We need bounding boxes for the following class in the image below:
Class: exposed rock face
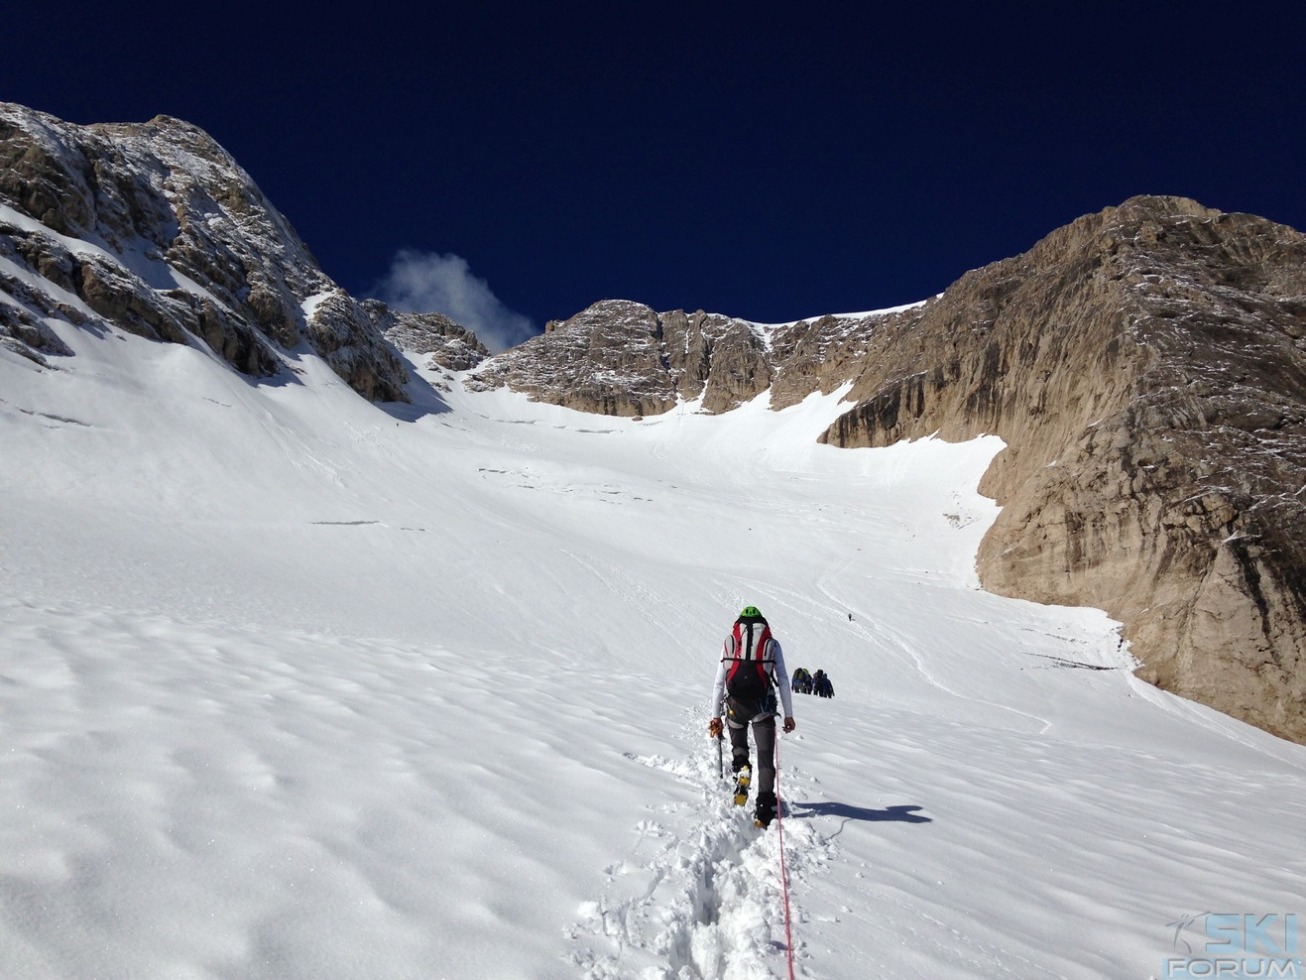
[467,298,927,418]
[467,299,773,415]
[0,103,412,400]
[369,300,489,372]
[820,196,1306,743]
[473,197,1306,744]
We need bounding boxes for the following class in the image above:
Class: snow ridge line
[568,717,832,978]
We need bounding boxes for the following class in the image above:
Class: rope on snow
[773,733,797,980]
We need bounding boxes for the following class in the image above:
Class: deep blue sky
[6,4,1305,340]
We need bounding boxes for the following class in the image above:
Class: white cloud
[368,250,536,353]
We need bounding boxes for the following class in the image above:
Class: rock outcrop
[0,102,415,400]
[369,301,489,372]
[466,298,930,419]
[467,299,774,415]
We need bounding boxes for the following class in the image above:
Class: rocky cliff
[470,197,1306,744]
[827,197,1306,743]
[0,103,485,397]
[466,300,774,415]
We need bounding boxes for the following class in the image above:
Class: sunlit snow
[1,319,1302,979]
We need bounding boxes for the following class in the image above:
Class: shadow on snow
[788,801,932,824]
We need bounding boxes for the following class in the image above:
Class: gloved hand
[708,717,723,738]
[782,717,796,734]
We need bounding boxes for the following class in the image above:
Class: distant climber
[812,669,834,699]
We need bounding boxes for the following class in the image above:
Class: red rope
[773,731,797,980]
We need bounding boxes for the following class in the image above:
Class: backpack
[724,614,776,714]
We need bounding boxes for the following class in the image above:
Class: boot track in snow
[567,714,832,978]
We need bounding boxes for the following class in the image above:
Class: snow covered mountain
[5,103,1305,745]
[2,102,1305,978]
[0,102,485,398]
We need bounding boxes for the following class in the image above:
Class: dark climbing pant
[728,713,776,795]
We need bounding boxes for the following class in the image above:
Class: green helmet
[739,605,763,619]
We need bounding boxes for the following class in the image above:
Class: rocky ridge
[0,103,485,397]
[471,197,1306,744]
[467,301,773,415]
[367,301,489,372]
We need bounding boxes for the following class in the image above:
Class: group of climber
[707,604,832,828]
[789,667,834,698]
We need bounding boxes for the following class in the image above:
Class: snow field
[1,323,1304,978]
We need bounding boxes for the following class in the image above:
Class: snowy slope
[1,320,1303,980]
